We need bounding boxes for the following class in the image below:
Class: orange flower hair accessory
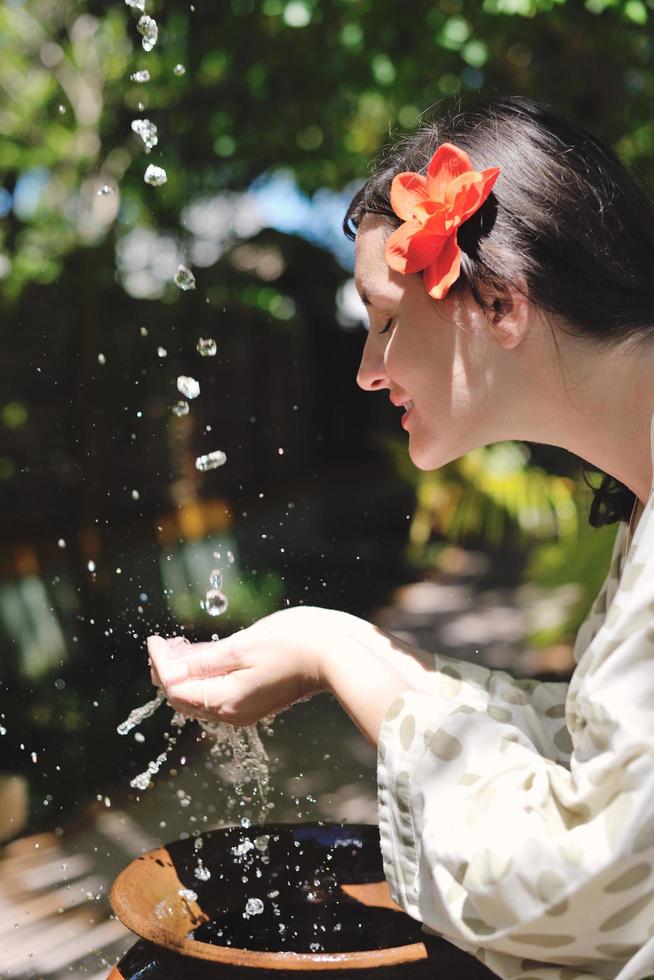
[384,142,500,300]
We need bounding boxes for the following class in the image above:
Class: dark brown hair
[343,93,654,528]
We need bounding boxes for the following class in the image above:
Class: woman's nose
[356,335,389,392]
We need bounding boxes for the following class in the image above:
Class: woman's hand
[148,606,346,728]
[147,605,419,745]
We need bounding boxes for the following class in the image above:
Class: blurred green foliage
[385,432,620,646]
[3,0,654,299]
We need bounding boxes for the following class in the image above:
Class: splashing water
[144,164,167,186]
[194,858,211,881]
[130,749,170,790]
[199,720,270,809]
[125,0,145,9]
[205,589,228,616]
[195,450,226,471]
[117,690,165,735]
[177,375,200,399]
[137,14,158,51]
[244,897,264,918]
[196,337,216,356]
[209,568,223,590]
[130,69,150,82]
[131,118,158,152]
[174,264,196,290]
[178,887,198,902]
[173,63,186,76]
[172,400,189,417]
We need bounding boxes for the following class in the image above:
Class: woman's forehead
[354,215,393,293]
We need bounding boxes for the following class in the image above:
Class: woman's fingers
[148,635,242,696]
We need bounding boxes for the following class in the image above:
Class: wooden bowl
[109,822,432,972]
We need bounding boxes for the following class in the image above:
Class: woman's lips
[400,401,414,429]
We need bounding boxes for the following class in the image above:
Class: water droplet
[58,538,66,548]
[174,264,196,290]
[58,104,66,114]
[156,346,167,358]
[209,568,222,590]
[139,326,148,336]
[117,690,165,735]
[137,14,158,51]
[172,400,189,417]
[226,550,235,564]
[31,752,37,764]
[97,353,106,365]
[173,63,186,76]
[178,887,198,901]
[205,589,228,616]
[277,447,284,455]
[134,731,145,743]
[196,337,216,356]
[195,450,226,471]
[54,678,65,690]
[131,118,158,152]
[244,897,264,917]
[130,69,150,82]
[177,375,200,399]
[125,0,145,9]
[131,489,140,500]
[194,860,211,881]
[144,164,167,186]
[97,185,114,196]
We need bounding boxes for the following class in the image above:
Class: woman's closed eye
[379,317,395,335]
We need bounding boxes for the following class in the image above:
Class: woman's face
[354,213,517,471]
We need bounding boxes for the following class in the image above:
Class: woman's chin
[407,439,441,471]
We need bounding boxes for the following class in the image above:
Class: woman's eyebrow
[355,284,391,309]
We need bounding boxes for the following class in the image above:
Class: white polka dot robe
[377,410,654,980]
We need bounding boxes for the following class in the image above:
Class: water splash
[195,450,226,471]
[137,14,158,51]
[125,0,145,9]
[117,690,165,735]
[177,375,200,399]
[178,887,198,902]
[173,63,186,76]
[196,337,216,356]
[130,69,150,82]
[174,264,196,290]
[144,164,167,186]
[205,589,228,616]
[131,118,158,152]
[172,400,189,417]
[244,897,264,918]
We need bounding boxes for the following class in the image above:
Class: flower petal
[384,219,423,273]
[426,143,475,203]
[422,233,461,300]
[447,167,500,222]
[390,172,429,221]
[404,230,449,275]
[412,199,451,234]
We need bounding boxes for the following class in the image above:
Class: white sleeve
[377,514,654,980]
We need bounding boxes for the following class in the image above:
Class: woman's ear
[479,278,530,350]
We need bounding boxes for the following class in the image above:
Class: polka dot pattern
[376,409,654,980]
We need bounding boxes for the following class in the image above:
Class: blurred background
[1,0,653,974]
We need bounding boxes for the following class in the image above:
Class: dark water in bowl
[192,899,426,953]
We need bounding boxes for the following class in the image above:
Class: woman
[148,95,654,980]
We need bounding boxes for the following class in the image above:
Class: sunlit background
[1,0,653,973]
